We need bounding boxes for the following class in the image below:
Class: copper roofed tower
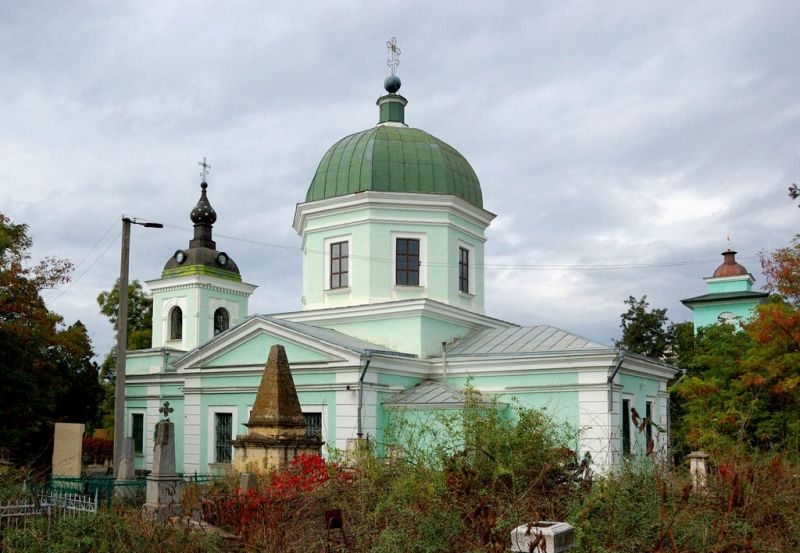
[232,344,323,472]
[681,246,768,331]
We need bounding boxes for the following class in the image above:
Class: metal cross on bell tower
[386,36,401,75]
[198,157,211,182]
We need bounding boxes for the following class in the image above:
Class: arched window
[169,306,183,340]
[213,307,230,335]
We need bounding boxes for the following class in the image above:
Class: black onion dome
[190,182,217,225]
[161,180,240,278]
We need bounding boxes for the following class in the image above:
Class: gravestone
[239,472,257,494]
[143,402,182,521]
[117,437,136,481]
[510,521,575,553]
[687,450,710,491]
[52,422,84,477]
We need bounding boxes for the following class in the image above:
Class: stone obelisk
[232,344,323,472]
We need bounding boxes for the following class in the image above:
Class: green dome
[306,124,483,208]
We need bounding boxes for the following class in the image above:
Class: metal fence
[0,491,98,538]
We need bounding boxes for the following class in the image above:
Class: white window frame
[457,240,476,296]
[207,406,237,465]
[323,235,352,292]
[161,297,187,346]
[391,231,427,287]
[302,403,328,456]
[208,298,239,338]
[128,409,146,456]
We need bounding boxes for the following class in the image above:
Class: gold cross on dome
[386,37,401,75]
[198,157,211,182]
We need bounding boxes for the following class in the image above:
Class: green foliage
[96,279,153,351]
[0,214,102,465]
[573,453,800,552]
[2,510,223,552]
[614,295,672,359]
[674,297,800,453]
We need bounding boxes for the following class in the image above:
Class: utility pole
[113,216,162,477]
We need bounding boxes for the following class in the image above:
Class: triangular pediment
[172,315,370,370]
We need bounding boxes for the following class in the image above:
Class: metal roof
[262,316,407,356]
[680,290,769,305]
[383,379,493,407]
[446,325,609,356]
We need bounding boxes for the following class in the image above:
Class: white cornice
[146,274,257,295]
[293,191,496,234]
[299,217,488,249]
[703,274,756,286]
[274,298,514,330]
[171,316,363,371]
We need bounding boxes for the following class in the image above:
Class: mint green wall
[692,300,760,329]
[320,314,473,357]
[125,351,168,375]
[206,332,335,367]
[619,373,662,455]
[150,279,250,351]
[707,278,752,293]
[301,203,487,314]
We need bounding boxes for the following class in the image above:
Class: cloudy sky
[3,1,798,358]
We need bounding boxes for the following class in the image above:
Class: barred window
[304,412,322,439]
[214,413,232,463]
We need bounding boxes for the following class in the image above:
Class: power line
[159,222,755,272]
[48,231,121,305]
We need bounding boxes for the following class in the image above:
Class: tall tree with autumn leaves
[674,240,800,453]
[0,214,103,465]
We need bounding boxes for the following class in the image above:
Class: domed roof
[306,125,483,208]
[162,180,240,280]
[304,78,483,209]
[712,249,749,278]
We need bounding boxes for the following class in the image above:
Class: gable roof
[173,314,410,370]
[447,325,609,356]
[264,316,403,356]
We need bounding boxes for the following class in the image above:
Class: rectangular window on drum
[214,413,233,463]
[330,241,349,289]
[645,401,653,446]
[396,238,420,286]
[459,247,469,293]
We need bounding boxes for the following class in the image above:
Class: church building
[681,249,768,331]
[123,67,677,474]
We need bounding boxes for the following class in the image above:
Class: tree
[97,279,153,351]
[95,279,153,433]
[760,234,800,306]
[614,295,672,359]
[0,214,101,464]
[675,296,800,452]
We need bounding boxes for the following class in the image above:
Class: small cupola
[162,179,241,279]
[712,249,749,278]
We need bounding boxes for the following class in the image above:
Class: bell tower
[147,174,256,351]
